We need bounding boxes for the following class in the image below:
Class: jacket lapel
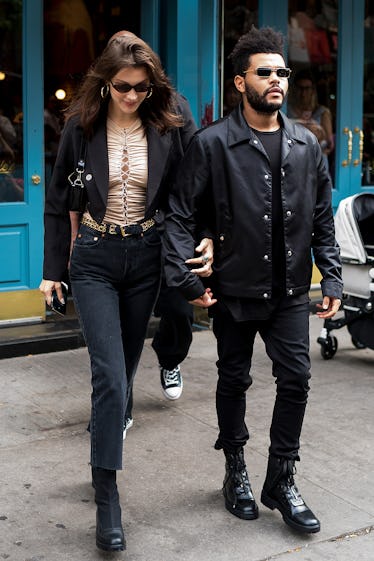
[146,126,172,209]
[87,119,109,208]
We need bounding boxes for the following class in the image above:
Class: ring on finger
[202,254,209,264]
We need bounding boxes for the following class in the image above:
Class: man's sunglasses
[244,67,292,79]
[110,81,152,94]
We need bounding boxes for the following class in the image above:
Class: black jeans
[212,297,311,460]
[124,276,193,419]
[69,224,162,470]
[152,277,193,369]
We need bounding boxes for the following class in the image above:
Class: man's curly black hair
[229,26,285,76]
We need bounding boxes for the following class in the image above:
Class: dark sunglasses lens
[277,68,290,78]
[134,84,150,92]
[257,68,271,77]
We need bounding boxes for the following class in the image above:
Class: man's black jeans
[70,224,162,470]
[212,297,311,459]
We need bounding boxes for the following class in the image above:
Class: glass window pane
[222,0,259,116]
[362,2,374,186]
[287,0,338,184]
[0,0,23,202]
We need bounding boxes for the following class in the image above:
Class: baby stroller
[317,192,374,359]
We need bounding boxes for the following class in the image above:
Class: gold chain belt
[81,215,155,237]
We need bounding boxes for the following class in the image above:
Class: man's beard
[244,83,285,114]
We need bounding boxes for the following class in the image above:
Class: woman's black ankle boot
[91,467,126,551]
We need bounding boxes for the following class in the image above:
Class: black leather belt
[81,215,155,237]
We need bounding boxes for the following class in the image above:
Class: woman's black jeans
[69,224,162,470]
[212,297,311,460]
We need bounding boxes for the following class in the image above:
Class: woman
[40,33,212,552]
[288,69,334,172]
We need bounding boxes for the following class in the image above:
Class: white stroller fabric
[334,194,372,264]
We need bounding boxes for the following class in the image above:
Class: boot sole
[261,491,320,534]
[96,538,126,551]
[224,497,259,520]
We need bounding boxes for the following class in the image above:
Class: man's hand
[185,238,213,277]
[316,296,341,319]
[189,288,217,308]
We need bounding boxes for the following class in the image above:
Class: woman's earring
[146,87,153,99]
[100,84,109,99]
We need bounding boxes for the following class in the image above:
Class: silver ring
[202,255,209,264]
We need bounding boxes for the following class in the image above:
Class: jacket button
[288,139,292,144]
[264,174,269,179]
[264,254,269,260]
[263,293,269,299]
[264,214,269,220]
[219,234,225,241]
[287,250,292,256]
[85,174,92,181]
[286,210,292,217]
[253,139,258,144]
[288,289,294,296]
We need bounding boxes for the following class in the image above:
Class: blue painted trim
[258,0,288,37]
[199,0,220,123]
[24,0,44,288]
[141,0,160,52]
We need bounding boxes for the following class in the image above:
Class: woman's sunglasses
[244,67,292,78]
[110,81,152,94]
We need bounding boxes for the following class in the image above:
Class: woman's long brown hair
[65,33,183,136]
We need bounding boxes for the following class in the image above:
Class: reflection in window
[287,0,338,183]
[363,3,374,185]
[222,0,258,116]
[0,0,23,202]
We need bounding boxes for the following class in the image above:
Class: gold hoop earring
[146,87,153,99]
[100,84,109,99]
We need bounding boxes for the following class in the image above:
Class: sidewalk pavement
[0,314,373,561]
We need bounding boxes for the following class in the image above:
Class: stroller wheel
[319,335,338,360]
[351,337,366,350]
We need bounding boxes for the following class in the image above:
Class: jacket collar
[227,104,308,147]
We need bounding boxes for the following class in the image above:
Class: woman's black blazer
[43,95,197,280]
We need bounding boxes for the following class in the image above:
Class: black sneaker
[160,365,183,400]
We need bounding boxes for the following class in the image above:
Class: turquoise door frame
[141,0,220,126]
[0,1,44,293]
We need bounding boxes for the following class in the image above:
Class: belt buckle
[108,224,117,235]
[120,225,126,237]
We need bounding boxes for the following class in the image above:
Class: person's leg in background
[152,277,193,399]
[123,278,193,437]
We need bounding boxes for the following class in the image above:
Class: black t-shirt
[252,127,285,296]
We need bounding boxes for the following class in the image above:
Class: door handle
[341,127,352,167]
[31,174,41,185]
[353,127,364,166]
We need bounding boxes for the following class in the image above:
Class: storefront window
[362,1,374,185]
[0,0,23,203]
[287,0,338,183]
[222,0,258,116]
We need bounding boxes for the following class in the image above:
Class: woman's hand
[39,279,64,307]
[185,238,214,277]
[189,287,217,308]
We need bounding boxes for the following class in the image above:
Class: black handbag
[68,137,87,212]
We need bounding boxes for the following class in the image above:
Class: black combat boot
[92,467,126,551]
[261,456,320,533]
[222,448,259,520]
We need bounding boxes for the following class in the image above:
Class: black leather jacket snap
[163,105,343,301]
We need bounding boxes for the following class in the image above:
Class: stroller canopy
[334,193,374,264]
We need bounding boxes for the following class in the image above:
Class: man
[163,27,342,533]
